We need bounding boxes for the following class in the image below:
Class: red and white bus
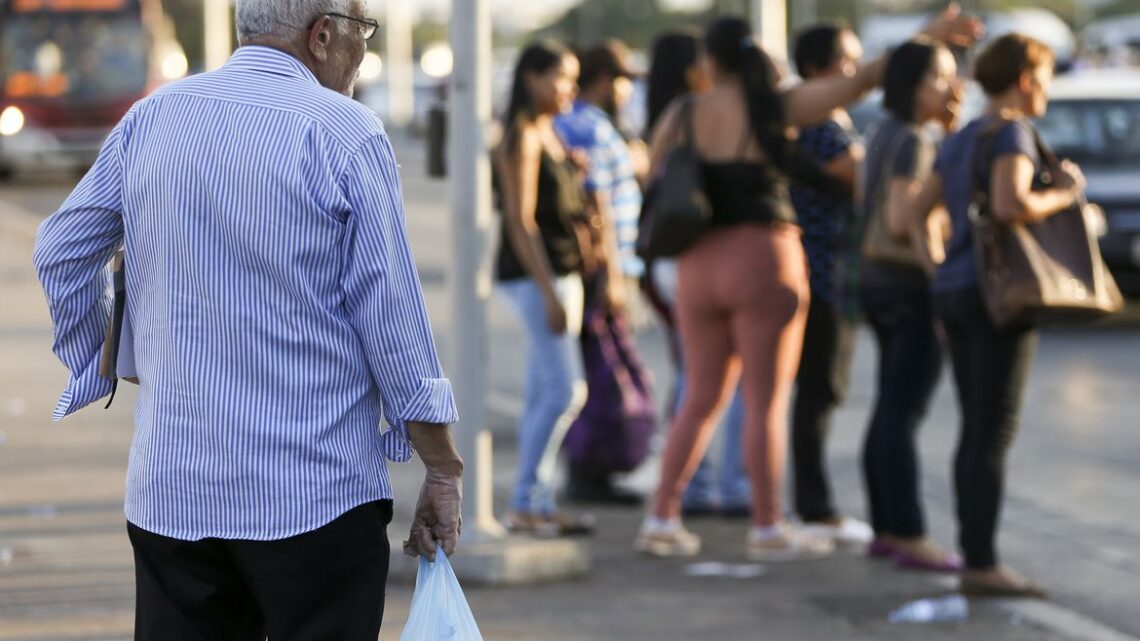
[0,0,185,178]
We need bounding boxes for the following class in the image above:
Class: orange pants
[652,224,810,527]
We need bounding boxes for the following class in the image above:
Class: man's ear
[308,15,334,62]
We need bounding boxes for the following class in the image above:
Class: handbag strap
[861,120,918,223]
[672,95,697,151]
[969,117,1067,217]
[880,124,918,210]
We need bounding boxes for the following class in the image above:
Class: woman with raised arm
[636,8,980,561]
[642,29,750,518]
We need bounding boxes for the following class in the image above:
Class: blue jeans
[652,261,750,510]
[500,276,586,514]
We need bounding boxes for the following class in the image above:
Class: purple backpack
[562,307,657,475]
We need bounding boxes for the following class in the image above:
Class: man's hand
[403,421,464,562]
[403,467,462,562]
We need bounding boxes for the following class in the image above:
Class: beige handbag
[859,122,929,268]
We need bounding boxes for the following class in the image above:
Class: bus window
[1,12,147,102]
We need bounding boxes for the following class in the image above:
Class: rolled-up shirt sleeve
[32,112,134,420]
[339,132,459,455]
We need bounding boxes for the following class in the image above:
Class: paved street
[1,136,1139,641]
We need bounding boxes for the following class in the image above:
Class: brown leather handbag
[969,118,1123,327]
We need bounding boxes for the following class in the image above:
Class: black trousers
[936,287,1036,569]
[128,500,393,641]
[861,282,943,539]
[791,297,856,522]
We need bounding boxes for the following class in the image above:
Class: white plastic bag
[398,550,484,641]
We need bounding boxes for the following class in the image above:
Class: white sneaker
[747,523,835,562]
[634,518,701,558]
[801,517,874,549]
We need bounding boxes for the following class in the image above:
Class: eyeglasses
[321,12,380,40]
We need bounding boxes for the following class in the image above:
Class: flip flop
[868,538,897,559]
[894,549,964,573]
[960,577,1049,599]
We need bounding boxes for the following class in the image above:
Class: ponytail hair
[705,17,849,199]
[705,17,790,172]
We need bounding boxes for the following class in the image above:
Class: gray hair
[235,0,354,43]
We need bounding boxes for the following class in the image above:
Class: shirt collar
[573,100,606,118]
[224,46,321,86]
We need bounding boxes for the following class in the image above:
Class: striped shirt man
[556,100,645,278]
[32,46,458,541]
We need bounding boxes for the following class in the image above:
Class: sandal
[537,512,596,538]
[635,518,701,558]
[503,512,544,534]
[892,538,964,573]
[960,568,1048,599]
[747,524,834,562]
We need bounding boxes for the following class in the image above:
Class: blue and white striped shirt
[555,101,645,278]
[32,46,458,541]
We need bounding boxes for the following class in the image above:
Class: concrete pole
[751,0,788,62]
[448,0,505,541]
[203,0,231,71]
[386,0,415,128]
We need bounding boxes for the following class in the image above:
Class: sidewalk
[2,148,1139,641]
[380,461,1114,641]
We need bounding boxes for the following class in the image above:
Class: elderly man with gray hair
[32,0,464,638]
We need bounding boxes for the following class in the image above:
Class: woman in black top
[494,41,594,537]
[636,11,980,561]
[642,29,751,517]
